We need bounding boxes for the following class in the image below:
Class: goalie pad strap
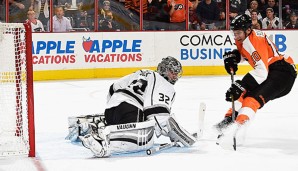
[167,117,196,147]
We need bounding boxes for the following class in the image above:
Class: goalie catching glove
[226,80,246,102]
[223,50,241,75]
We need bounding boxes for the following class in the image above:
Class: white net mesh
[0,23,30,156]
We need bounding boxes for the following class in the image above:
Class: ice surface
[1,76,298,171]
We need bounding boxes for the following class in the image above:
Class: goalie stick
[146,142,177,155]
[197,102,206,140]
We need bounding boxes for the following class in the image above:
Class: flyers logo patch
[251,51,261,65]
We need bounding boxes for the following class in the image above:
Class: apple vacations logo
[82,36,93,52]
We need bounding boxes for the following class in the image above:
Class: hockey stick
[197,102,206,140]
[230,69,237,151]
[146,142,176,155]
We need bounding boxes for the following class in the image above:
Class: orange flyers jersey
[235,29,295,85]
[167,0,193,23]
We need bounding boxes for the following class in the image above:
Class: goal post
[0,23,35,157]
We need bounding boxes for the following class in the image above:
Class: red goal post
[0,23,35,157]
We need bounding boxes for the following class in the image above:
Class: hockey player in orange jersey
[214,14,297,145]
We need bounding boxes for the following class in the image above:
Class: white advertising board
[32,30,298,71]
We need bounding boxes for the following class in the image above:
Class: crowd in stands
[0,0,298,31]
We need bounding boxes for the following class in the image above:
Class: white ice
[1,76,298,171]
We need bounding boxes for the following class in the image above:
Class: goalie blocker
[66,114,197,157]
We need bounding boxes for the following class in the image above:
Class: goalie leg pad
[80,120,155,156]
[167,117,197,147]
[107,120,155,154]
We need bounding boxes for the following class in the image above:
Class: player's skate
[216,122,240,150]
[213,109,238,135]
[216,114,249,150]
[213,116,233,135]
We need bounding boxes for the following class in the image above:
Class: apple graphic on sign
[82,36,93,52]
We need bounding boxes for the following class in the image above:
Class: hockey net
[0,23,35,157]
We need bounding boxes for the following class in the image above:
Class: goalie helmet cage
[0,23,35,157]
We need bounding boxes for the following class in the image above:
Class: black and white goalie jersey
[106,69,175,118]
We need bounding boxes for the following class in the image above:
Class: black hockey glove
[223,50,241,75]
[225,80,246,102]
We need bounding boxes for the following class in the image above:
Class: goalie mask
[157,56,182,84]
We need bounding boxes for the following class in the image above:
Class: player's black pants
[245,59,297,108]
[104,102,144,125]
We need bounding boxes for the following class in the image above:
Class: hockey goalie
[65,57,197,157]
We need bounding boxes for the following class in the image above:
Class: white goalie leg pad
[66,114,105,142]
[106,120,155,154]
[166,117,197,147]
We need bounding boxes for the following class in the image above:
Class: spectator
[145,0,170,30]
[285,11,298,29]
[196,0,220,30]
[283,0,298,10]
[262,7,280,29]
[77,0,95,30]
[124,0,148,30]
[31,0,49,30]
[25,10,44,32]
[282,4,292,25]
[0,0,4,22]
[99,10,120,31]
[98,0,140,31]
[214,0,226,29]
[247,0,265,11]
[229,0,247,20]
[9,0,32,23]
[167,0,195,30]
[251,9,262,29]
[48,6,73,32]
[99,0,112,20]
[261,0,278,18]
[189,4,203,30]
[245,0,262,20]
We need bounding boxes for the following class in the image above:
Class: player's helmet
[157,56,182,84]
[230,14,252,31]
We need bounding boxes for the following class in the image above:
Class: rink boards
[31,30,298,80]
